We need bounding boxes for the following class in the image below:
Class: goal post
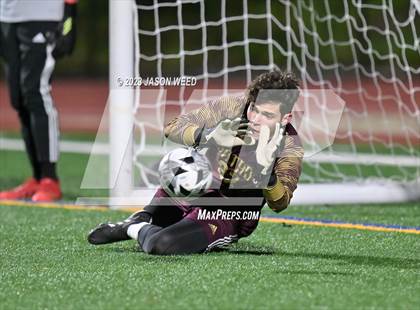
[109,0,135,199]
[104,0,420,207]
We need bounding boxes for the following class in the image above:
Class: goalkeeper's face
[247,102,290,140]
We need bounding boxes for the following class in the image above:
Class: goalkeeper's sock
[127,222,151,240]
[40,162,58,180]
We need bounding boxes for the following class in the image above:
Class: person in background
[0,0,77,201]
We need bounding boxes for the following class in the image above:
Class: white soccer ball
[158,147,213,198]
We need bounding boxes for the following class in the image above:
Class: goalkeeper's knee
[143,229,207,255]
[143,231,177,255]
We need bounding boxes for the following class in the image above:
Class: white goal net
[104,0,420,206]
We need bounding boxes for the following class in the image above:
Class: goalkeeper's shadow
[100,245,193,263]
[223,249,276,256]
[99,243,276,257]
[213,244,276,256]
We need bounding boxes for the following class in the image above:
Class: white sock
[127,222,150,240]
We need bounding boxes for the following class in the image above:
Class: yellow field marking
[260,217,420,235]
[0,199,109,211]
[1,200,419,235]
[0,199,143,213]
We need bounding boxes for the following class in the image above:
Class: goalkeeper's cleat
[31,178,62,202]
[0,178,39,200]
[87,211,151,245]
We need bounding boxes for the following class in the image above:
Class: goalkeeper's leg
[88,186,185,245]
[128,208,239,255]
[87,201,184,245]
[132,218,209,255]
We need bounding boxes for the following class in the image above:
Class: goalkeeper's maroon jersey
[164,95,304,213]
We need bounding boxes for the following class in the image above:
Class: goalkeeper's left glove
[204,118,255,148]
[53,0,78,58]
[256,123,285,175]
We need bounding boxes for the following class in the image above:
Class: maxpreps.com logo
[197,209,260,221]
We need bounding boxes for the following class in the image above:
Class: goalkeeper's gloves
[256,123,285,175]
[53,0,78,58]
[204,118,255,148]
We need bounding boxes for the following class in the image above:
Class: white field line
[0,137,109,155]
[1,137,418,167]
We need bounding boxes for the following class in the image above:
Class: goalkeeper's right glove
[204,118,255,148]
[255,123,285,175]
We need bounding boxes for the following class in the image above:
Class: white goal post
[109,0,134,199]
[107,0,420,207]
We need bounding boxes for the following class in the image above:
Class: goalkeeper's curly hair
[246,70,300,114]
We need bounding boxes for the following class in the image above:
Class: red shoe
[0,178,39,200]
[32,178,62,202]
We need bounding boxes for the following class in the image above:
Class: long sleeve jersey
[164,96,304,212]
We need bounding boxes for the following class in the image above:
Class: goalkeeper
[88,70,304,254]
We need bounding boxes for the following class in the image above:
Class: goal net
[103,0,419,206]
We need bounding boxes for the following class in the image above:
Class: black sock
[40,162,58,180]
[33,163,42,181]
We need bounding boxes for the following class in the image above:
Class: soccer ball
[158,147,213,198]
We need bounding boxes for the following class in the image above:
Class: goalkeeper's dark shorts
[150,188,262,252]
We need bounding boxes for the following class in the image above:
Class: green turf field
[1,144,419,309]
[0,204,419,309]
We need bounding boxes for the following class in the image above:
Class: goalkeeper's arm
[164,96,246,146]
[263,177,291,213]
[263,134,304,213]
